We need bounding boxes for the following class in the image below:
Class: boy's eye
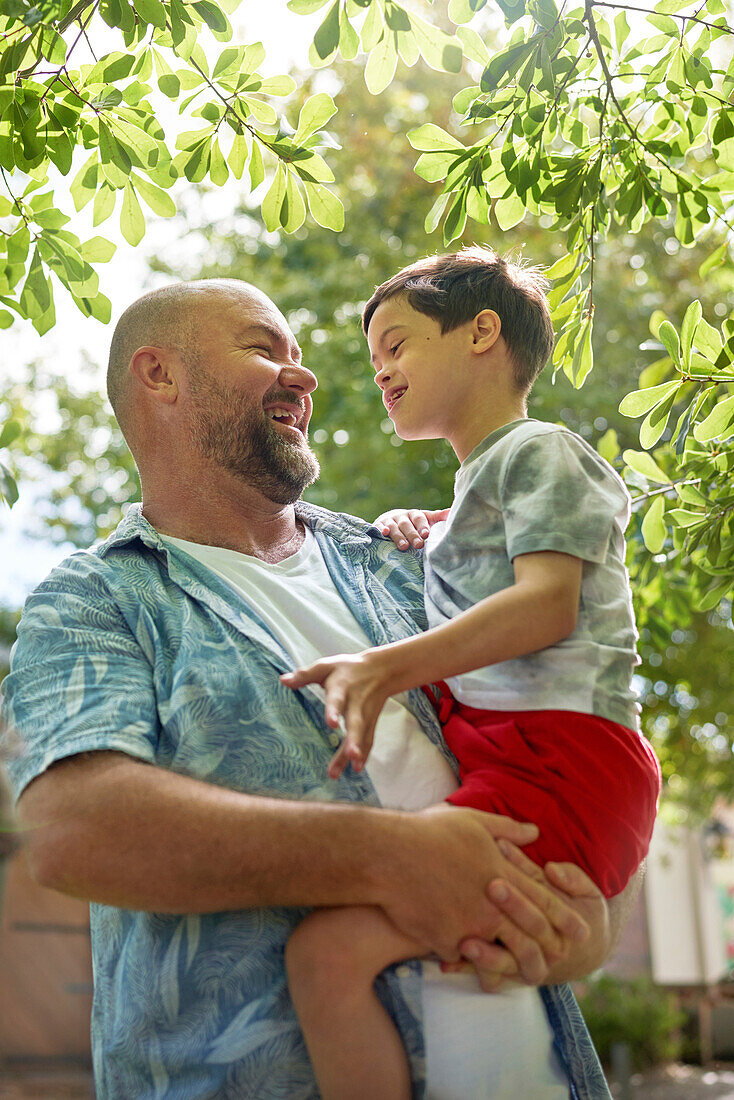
[390,341,403,355]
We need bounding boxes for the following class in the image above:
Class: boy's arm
[281,550,582,775]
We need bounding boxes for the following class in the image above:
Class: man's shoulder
[22,506,164,610]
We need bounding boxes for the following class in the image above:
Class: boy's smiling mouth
[384,385,407,412]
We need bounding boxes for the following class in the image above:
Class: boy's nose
[374,364,391,389]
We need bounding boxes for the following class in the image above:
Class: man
[3,279,632,1098]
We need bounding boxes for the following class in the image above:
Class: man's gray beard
[186,370,320,505]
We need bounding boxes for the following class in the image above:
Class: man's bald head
[106,279,264,439]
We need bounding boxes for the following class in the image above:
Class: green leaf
[304,180,345,230]
[639,388,678,448]
[313,0,340,60]
[409,12,463,73]
[657,320,680,362]
[132,173,176,216]
[93,183,116,226]
[261,163,287,232]
[281,170,307,232]
[0,420,21,449]
[449,0,487,24]
[424,191,450,234]
[0,462,19,508]
[134,0,166,28]
[0,311,14,329]
[192,0,230,35]
[364,30,398,94]
[680,299,702,367]
[407,124,464,152]
[228,133,247,179]
[294,93,337,143]
[249,140,264,189]
[288,0,330,13]
[597,428,619,464]
[641,494,667,553]
[698,576,731,613]
[80,236,116,263]
[693,393,734,442]
[120,181,145,245]
[698,240,728,278]
[623,449,670,483]
[668,507,704,529]
[259,75,297,97]
[361,0,385,51]
[456,27,489,66]
[694,319,723,362]
[494,190,525,231]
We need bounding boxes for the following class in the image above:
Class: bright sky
[1,3,322,604]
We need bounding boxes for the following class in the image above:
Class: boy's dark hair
[362,247,554,394]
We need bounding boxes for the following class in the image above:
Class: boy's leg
[286,905,426,1100]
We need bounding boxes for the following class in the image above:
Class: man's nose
[279,362,318,394]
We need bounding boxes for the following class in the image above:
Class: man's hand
[379,805,589,979]
[451,839,607,991]
[280,649,395,778]
[374,507,450,550]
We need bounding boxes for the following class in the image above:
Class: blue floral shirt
[2,503,610,1100]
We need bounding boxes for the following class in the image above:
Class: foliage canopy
[0,0,732,628]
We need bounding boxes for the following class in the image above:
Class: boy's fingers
[327,742,348,778]
[280,664,321,688]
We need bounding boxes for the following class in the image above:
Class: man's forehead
[198,288,297,347]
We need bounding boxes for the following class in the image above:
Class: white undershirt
[163,528,568,1099]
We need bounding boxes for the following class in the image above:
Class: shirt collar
[97,501,378,558]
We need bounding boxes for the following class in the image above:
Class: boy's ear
[471,309,502,354]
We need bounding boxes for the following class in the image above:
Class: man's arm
[18,751,588,971]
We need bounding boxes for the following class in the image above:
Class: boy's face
[366,295,474,444]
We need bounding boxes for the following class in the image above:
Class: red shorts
[431,690,661,898]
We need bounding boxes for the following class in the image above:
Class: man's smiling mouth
[266,407,299,426]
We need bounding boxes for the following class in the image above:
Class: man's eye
[390,341,403,355]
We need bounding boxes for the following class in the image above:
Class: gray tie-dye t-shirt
[424,418,641,730]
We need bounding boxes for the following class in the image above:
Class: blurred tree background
[1,49,732,819]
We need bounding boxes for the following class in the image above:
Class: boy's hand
[374,507,449,550]
[280,650,394,778]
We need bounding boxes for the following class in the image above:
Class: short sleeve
[498,430,630,564]
[1,563,160,801]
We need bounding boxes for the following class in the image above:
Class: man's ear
[471,309,502,354]
[129,347,180,405]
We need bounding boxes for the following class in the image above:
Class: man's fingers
[497,838,545,881]
[487,878,564,966]
[544,860,602,900]
[479,813,539,847]
[498,855,591,946]
[459,938,521,992]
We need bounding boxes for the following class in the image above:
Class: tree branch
[594,1,732,33]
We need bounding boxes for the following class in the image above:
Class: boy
[281,248,660,1099]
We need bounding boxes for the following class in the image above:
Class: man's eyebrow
[238,323,301,361]
[370,324,408,364]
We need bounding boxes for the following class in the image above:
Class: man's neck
[141,479,304,563]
